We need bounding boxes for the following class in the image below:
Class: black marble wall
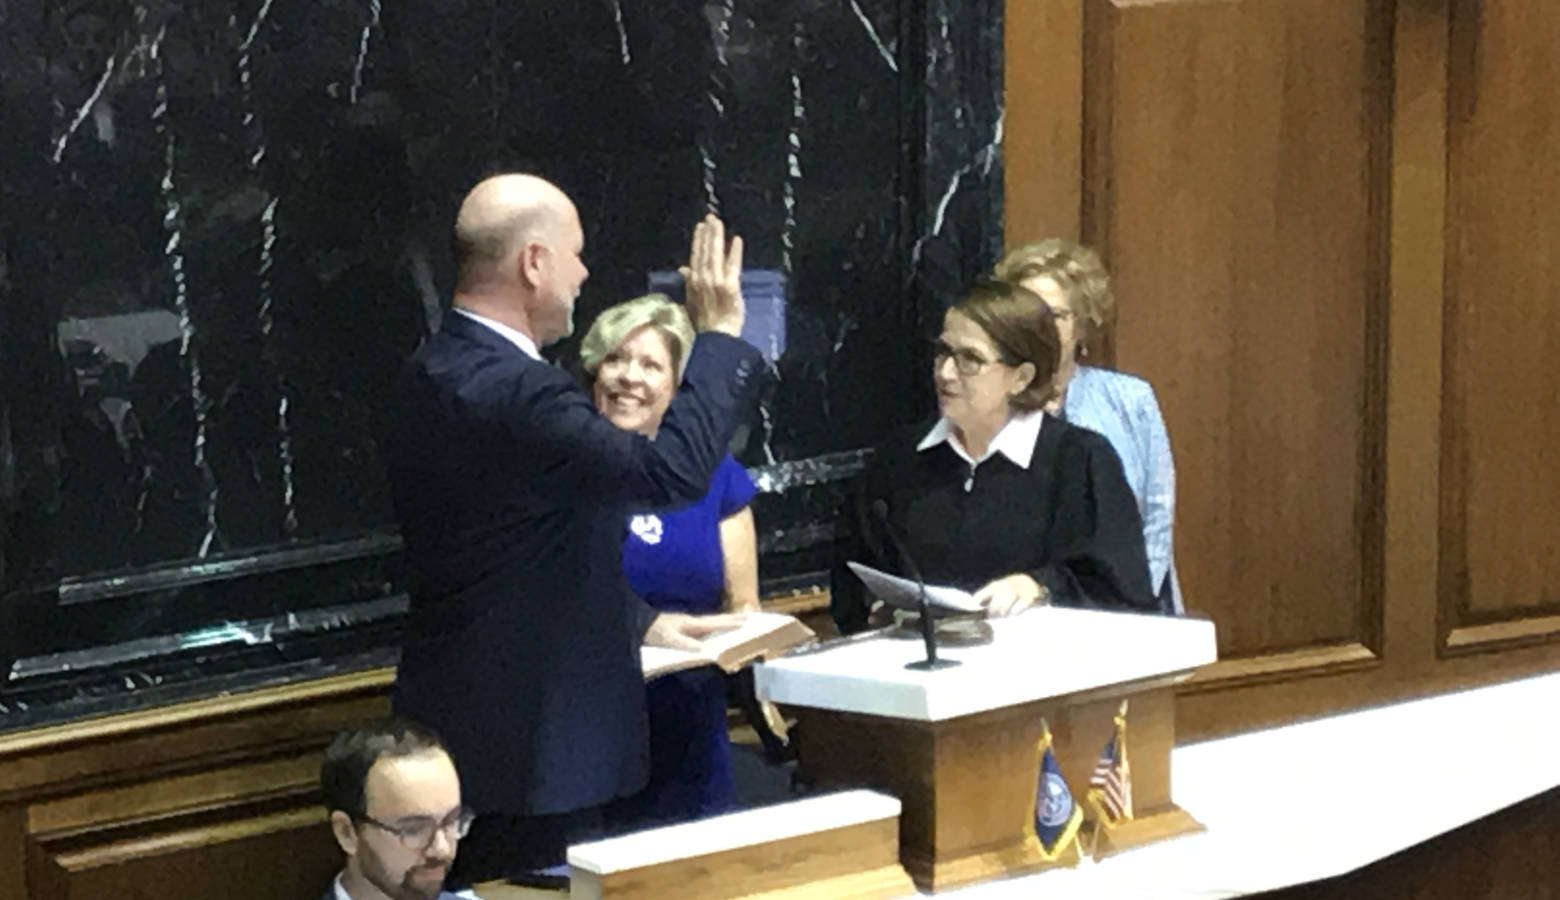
[0,0,1002,730]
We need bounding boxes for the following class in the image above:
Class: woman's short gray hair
[579,293,697,383]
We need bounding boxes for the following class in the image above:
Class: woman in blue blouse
[580,293,761,827]
[994,240,1183,615]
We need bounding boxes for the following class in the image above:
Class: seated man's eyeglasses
[358,805,476,850]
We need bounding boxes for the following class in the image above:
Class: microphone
[872,500,961,671]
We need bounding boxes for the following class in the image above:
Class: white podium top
[755,606,1218,721]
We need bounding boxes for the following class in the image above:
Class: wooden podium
[755,607,1218,892]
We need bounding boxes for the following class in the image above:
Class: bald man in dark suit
[384,174,760,886]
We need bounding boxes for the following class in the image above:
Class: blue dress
[613,454,756,827]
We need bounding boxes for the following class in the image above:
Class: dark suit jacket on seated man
[383,174,760,886]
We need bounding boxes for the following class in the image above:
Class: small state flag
[1033,720,1082,860]
[1087,701,1133,827]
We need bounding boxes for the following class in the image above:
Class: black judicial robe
[384,313,759,817]
[832,414,1157,633]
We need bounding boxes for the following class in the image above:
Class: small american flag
[1088,720,1132,825]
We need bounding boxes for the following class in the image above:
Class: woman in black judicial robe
[832,280,1157,634]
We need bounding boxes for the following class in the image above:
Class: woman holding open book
[831,280,1157,634]
[579,293,760,828]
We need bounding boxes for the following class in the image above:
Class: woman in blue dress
[994,240,1183,615]
[580,293,761,827]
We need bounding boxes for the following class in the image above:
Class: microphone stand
[873,501,961,671]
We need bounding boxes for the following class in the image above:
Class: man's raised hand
[680,214,745,337]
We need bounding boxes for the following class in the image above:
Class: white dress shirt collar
[917,408,1045,469]
[452,307,542,361]
[335,872,476,900]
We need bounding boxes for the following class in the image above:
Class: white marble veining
[755,607,1218,721]
[51,54,115,164]
[981,106,1003,177]
[349,0,383,104]
[568,789,900,874]
[152,49,221,558]
[849,0,899,72]
[781,26,804,277]
[608,0,632,65]
[233,0,300,540]
[908,109,1004,270]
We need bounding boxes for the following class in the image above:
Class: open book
[641,611,817,680]
[845,561,984,613]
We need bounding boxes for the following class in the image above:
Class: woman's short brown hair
[950,280,1060,412]
[991,238,1115,345]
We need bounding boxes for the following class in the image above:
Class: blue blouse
[1062,366,1182,614]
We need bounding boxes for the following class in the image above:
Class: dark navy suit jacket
[384,312,759,817]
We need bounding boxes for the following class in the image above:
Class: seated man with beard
[320,719,478,900]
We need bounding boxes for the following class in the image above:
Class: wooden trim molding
[27,754,321,837]
[762,588,831,618]
[42,807,325,871]
[0,668,393,760]
[1183,642,1381,692]
[1443,614,1560,656]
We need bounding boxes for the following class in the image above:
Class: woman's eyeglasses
[931,340,1011,376]
[359,806,476,851]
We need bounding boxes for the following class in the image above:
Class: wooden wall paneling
[0,670,394,900]
[25,754,321,837]
[1077,0,1116,365]
[1169,0,1555,737]
[2,805,28,900]
[0,669,392,803]
[1439,0,1560,655]
[1179,0,1560,736]
[23,837,64,900]
[1003,0,1084,246]
[34,807,337,900]
[1381,0,1450,684]
[1080,0,1390,685]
